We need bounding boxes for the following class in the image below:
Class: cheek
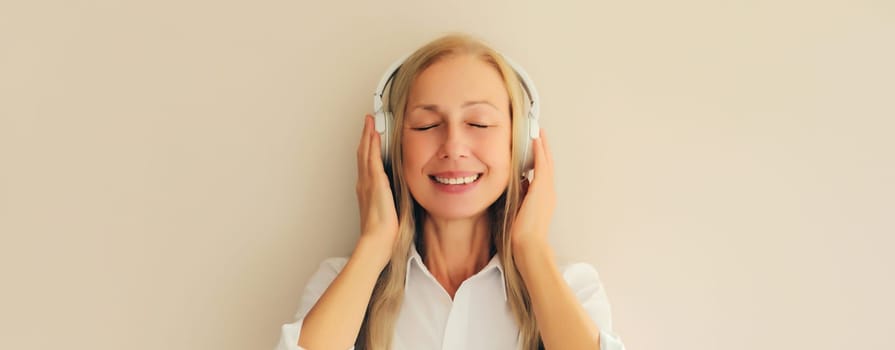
[401,136,431,175]
[479,136,513,172]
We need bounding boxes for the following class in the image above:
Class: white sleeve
[274,257,351,350]
[561,262,627,350]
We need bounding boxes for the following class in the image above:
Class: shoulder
[316,257,349,275]
[558,261,604,297]
[305,257,349,290]
[293,257,349,319]
[557,261,615,332]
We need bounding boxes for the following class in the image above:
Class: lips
[429,171,481,178]
[427,172,483,194]
[429,173,482,185]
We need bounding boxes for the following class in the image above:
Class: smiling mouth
[428,173,483,185]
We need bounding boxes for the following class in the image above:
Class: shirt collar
[406,243,508,301]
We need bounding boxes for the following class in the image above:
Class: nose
[437,122,469,161]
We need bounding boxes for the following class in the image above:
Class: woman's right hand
[355,114,400,267]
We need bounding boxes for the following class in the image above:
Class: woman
[276,33,625,350]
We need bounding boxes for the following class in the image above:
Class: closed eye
[412,124,438,131]
[411,123,489,131]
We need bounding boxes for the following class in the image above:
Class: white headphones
[372,52,541,175]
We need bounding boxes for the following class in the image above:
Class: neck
[421,213,492,299]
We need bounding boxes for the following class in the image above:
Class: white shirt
[275,245,626,350]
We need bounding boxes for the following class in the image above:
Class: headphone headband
[372,53,411,116]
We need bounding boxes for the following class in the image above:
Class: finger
[368,119,385,175]
[358,114,372,178]
[540,128,554,170]
[533,129,552,183]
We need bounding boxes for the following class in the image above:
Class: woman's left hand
[511,128,556,254]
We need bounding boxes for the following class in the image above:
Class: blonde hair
[357,32,541,350]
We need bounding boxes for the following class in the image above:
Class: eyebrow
[411,100,499,113]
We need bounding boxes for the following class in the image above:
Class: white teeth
[434,174,480,185]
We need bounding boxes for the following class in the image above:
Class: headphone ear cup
[381,111,393,166]
[520,111,538,175]
[373,111,389,165]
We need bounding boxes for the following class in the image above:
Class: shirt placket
[440,280,473,350]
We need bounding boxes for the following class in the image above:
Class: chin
[414,191,503,221]
[420,204,489,221]
[407,173,508,221]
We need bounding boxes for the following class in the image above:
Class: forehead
[406,54,510,113]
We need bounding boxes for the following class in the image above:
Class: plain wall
[1,0,892,349]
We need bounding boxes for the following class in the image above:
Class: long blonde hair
[357,32,541,350]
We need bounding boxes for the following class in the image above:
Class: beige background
[1,0,893,349]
